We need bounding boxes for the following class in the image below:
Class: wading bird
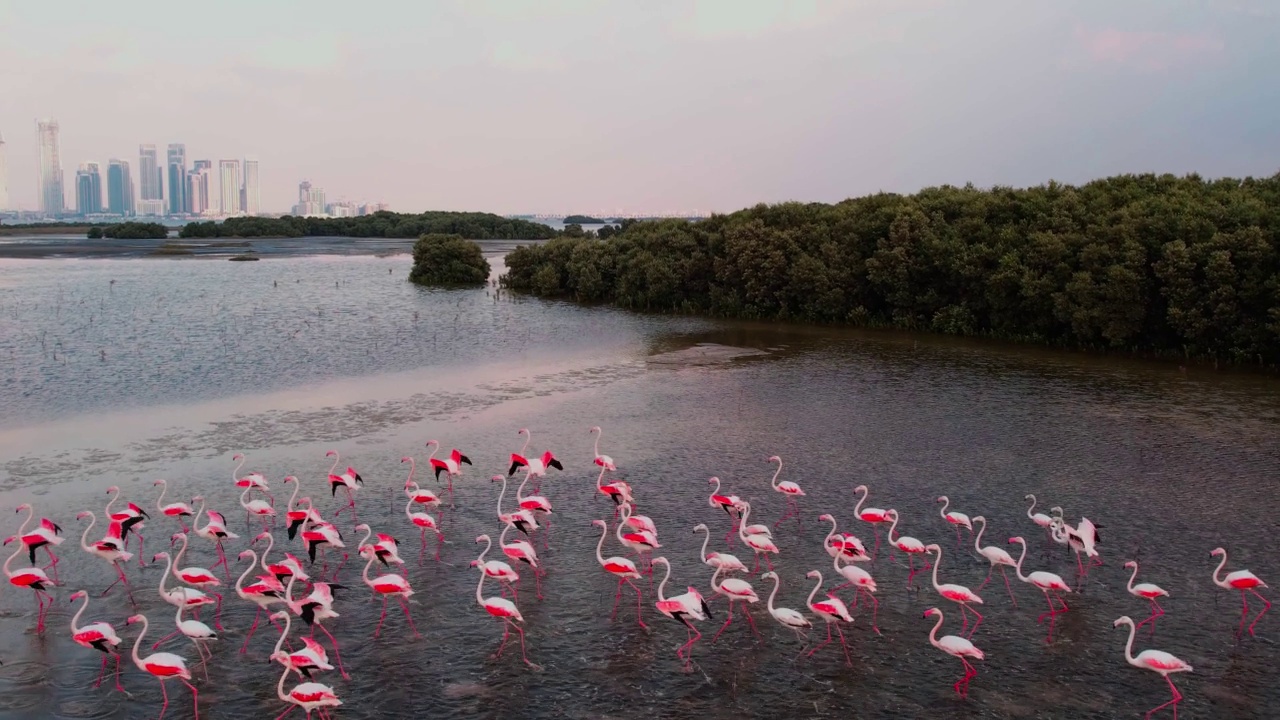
[767,455,805,529]
[592,519,646,629]
[652,557,711,669]
[1009,537,1072,643]
[1113,616,1192,718]
[924,607,984,699]
[1123,560,1169,636]
[69,590,125,693]
[126,614,199,720]
[589,425,616,471]
[1210,547,1270,638]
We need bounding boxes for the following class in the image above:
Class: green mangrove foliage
[93,222,169,239]
[179,211,556,240]
[409,234,491,286]
[502,173,1280,365]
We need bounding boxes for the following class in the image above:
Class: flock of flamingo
[1,425,1272,719]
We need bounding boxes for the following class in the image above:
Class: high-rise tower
[0,132,9,211]
[76,162,103,215]
[107,159,135,216]
[189,160,212,215]
[36,119,65,214]
[242,158,260,216]
[138,144,163,216]
[219,160,241,216]
[167,143,188,215]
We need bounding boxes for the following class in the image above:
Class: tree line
[501,173,1280,366]
[179,211,556,240]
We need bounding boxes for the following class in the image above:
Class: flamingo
[283,477,319,541]
[10,503,63,581]
[767,455,804,529]
[491,475,539,537]
[923,607,984,699]
[425,439,471,497]
[269,610,335,679]
[106,485,149,567]
[500,523,543,600]
[153,479,195,532]
[470,558,539,669]
[171,532,225,630]
[126,614,199,720]
[937,496,972,548]
[691,523,747,573]
[515,471,554,548]
[75,510,134,602]
[617,503,661,572]
[925,544,984,637]
[595,465,632,509]
[885,509,930,587]
[165,601,217,682]
[1211,547,1270,637]
[361,550,421,639]
[191,496,238,583]
[4,525,54,634]
[239,485,277,532]
[1113,616,1193,719]
[852,485,891,559]
[475,534,520,600]
[709,563,760,642]
[707,476,741,544]
[283,575,349,679]
[300,522,348,581]
[589,425,616,471]
[404,495,444,564]
[1123,560,1170,636]
[150,551,216,648]
[69,590,126,693]
[760,571,811,648]
[652,556,711,669]
[235,549,286,654]
[355,523,405,567]
[254,531,309,585]
[972,516,1018,608]
[325,449,363,519]
[831,553,880,635]
[736,501,779,573]
[592,519,647,630]
[508,428,564,479]
[819,513,869,562]
[275,657,342,719]
[1009,537,1072,642]
[231,452,274,504]
[803,570,854,666]
[1025,494,1054,544]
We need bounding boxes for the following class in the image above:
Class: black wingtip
[434,466,445,481]
[460,455,472,466]
[330,484,339,497]
[507,462,520,476]
[355,473,364,486]
[550,459,564,471]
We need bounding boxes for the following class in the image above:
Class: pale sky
[1,0,1277,215]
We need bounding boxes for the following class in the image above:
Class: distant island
[88,222,169,240]
[180,211,557,240]
[562,215,611,224]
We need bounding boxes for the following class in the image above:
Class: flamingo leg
[112,653,125,693]
[315,622,350,680]
[506,619,537,669]
[158,678,170,720]
[153,628,182,649]
[870,528,882,562]
[1146,674,1182,718]
[712,600,736,642]
[956,658,978,698]
[954,526,962,550]
[861,589,882,635]
[434,531,444,562]
[1248,588,1270,636]
[134,532,147,567]
[807,622,834,658]
[1000,567,1018,608]
[181,678,200,720]
[676,618,702,667]
[626,578,648,630]
[977,566,995,590]
[93,653,109,688]
[965,604,983,638]
[834,623,853,667]
[741,603,760,639]
[398,596,422,638]
[212,592,225,630]
[374,596,389,638]
[273,706,297,720]
[240,607,264,653]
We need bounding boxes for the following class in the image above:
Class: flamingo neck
[130,615,149,669]
[176,601,186,626]
[938,497,950,518]
[193,497,206,530]
[495,477,508,518]
[4,525,27,575]
[157,553,174,596]
[233,455,246,481]
[500,522,512,547]
[475,561,487,605]
[14,505,34,540]
[927,611,944,649]
[615,513,628,545]
[79,511,97,554]
[271,611,290,657]
[823,516,837,547]
[769,458,782,490]
[327,453,340,476]
[1011,540,1030,582]
[853,487,867,517]
[931,546,943,590]
[71,592,89,633]
[886,513,900,543]
[287,480,301,513]
[518,430,530,457]
[1026,495,1037,519]
[516,473,530,502]
[592,428,602,459]
[477,537,491,565]
[710,564,725,593]
[239,485,252,509]
[1120,618,1138,666]
[425,441,439,463]
[105,489,120,518]
[595,466,606,490]
[738,503,752,541]
[236,550,257,595]
[258,533,275,572]
[806,572,823,609]
[404,458,415,487]
[277,664,292,705]
[697,527,710,563]
[1127,564,1140,593]
[173,533,189,568]
[155,481,168,511]
[1212,552,1230,588]
[358,525,372,551]
[767,574,780,612]
[973,518,986,554]
[656,561,671,602]
[405,495,416,521]
[595,525,608,566]
[362,554,375,587]
[285,574,297,605]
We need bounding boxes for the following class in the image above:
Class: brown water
[0,256,1278,719]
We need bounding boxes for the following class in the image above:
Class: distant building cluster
[290,180,387,218]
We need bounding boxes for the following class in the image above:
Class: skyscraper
[36,119,65,214]
[0,132,9,211]
[292,180,326,216]
[107,159,135,216]
[242,158,260,216]
[138,144,163,216]
[76,162,103,215]
[167,143,187,215]
[219,160,241,216]
[189,160,212,215]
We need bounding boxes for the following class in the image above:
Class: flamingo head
[400,456,412,464]
[192,495,203,503]
[270,610,289,621]
[936,496,948,503]
[1024,493,1036,501]
[490,475,503,482]
[70,590,87,602]
[923,607,941,619]
[805,570,820,580]
[325,450,337,458]
[15,503,30,513]
[152,479,165,487]
[1,536,13,546]
[76,510,93,520]
[425,440,439,448]
[884,509,898,520]
[268,650,289,664]
[761,571,777,580]
[1210,547,1226,557]
[126,614,144,625]
[233,453,244,461]
[170,533,185,543]
[768,455,781,463]
[252,531,271,544]
[282,476,296,484]
[475,534,489,543]
[1113,616,1133,629]
[692,523,708,533]
[1123,560,1137,570]
[591,519,606,528]
[106,486,119,495]
[818,513,834,522]
[1008,536,1025,545]
[589,426,601,434]
[707,477,719,486]
[152,552,169,561]
[354,523,369,532]
[517,428,529,436]
[973,515,986,523]
[924,544,941,554]
[468,560,479,568]
[853,484,868,494]
[1050,506,1063,515]
[650,556,668,567]
[238,549,255,560]
[299,497,312,506]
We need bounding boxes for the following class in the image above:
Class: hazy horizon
[2,0,1278,215]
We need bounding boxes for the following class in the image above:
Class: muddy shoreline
[0,235,542,260]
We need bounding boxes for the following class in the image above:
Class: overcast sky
[1,0,1277,215]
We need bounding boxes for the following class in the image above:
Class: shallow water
[0,256,1278,719]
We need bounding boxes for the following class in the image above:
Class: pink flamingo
[592,519,647,630]
[355,524,404,568]
[283,477,318,541]
[4,526,54,634]
[171,532,225,630]
[1113,615,1193,718]
[803,569,854,666]
[937,496,972,548]
[492,475,540,537]
[1124,560,1169,636]
[235,549,286,654]
[692,523,747,574]
[618,503,661,571]
[475,534,520,600]
[1009,536,1072,642]
[105,485,149,566]
[425,439,471,497]
[361,550,421,639]
[589,425,616,471]
[10,503,63,581]
[269,610,335,679]
[760,571,811,649]
[972,516,1018,608]
[284,575,349,680]
[707,477,741,545]
[595,465,633,510]
[516,471,554,548]
[151,551,215,647]
[127,614,198,720]
[924,607,984,699]
[831,553,880,635]
[191,496,238,582]
[405,494,443,564]
[709,564,760,641]
[736,501,779,573]
[231,453,274,504]
[507,428,564,487]
[69,590,126,693]
[767,455,804,529]
[852,485,891,560]
[885,509,930,587]
[275,657,342,719]
[1211,547,1269,637]
[819,513,869,562]
[300,522,347,581]
[239,485,277,532]
[500,522,543,599]
[254,532,309,586]
[153,479,195,532]
[1025,494,1055,546]
[76,510,135,603]
[324,449,363,519]
[652,556,711,669]
[925,544,984,637]
[470,559,539,669]
[167,602,217,682]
